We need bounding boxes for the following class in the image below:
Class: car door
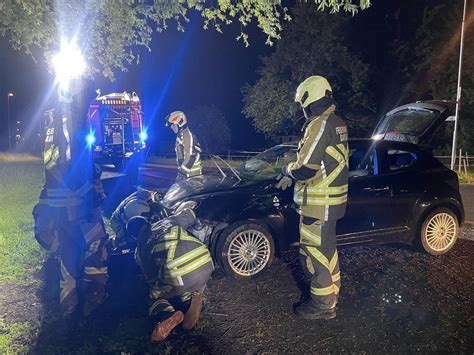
[336,142,394,244]
[373,145,422,232]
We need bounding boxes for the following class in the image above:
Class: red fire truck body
[87,91,146,169]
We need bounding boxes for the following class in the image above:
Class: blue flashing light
[139,131,148,143]
[86,132,96,146]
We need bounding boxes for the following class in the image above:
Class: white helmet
[165,111,187,128]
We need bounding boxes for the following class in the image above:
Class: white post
[7,94,12,151]
[450,0,468,170]
[459,149,462,173]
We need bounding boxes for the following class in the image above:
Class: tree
[0,0,371,80]
[188,104,231,153]
[242,3,376,138]
[394,0,474,153]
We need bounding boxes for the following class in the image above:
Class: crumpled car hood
[161,173,268,208]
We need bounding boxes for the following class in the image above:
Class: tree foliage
[188,104,231,153]
[0,0,370,80]
[394,1,474,152]
[242,3,376,138]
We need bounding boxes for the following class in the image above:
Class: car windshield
[376,108,440,136]
[237,144,297,180]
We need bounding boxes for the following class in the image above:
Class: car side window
[348,147,377,177]
[387,149,417,171]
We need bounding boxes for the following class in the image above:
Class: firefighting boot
[293,300,336,320]
[182,293,203,330]
[150,311,185,343]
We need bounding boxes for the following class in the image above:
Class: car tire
[216,222,275,279]
[420,208,459,255]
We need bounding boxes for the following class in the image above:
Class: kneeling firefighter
[277,75,348,320]
[124,207,213,342]
[33,81,109,317]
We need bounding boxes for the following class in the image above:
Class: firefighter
[277,75,348,320]
[32,81,109,317]
[125,208,213,343]
[165,111,202,179]
[109,187,157,245]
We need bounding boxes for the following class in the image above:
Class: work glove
[275,174,293,191]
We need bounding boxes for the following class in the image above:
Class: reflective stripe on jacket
[41,114,96,207]
[175,127,202,178]
[287,105,348,221]
[135,226,214,288]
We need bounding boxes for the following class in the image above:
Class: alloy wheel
[424,212,457,252]
[227,229,272,276]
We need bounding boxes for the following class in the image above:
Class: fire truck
[87,91,147,171]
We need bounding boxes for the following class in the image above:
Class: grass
[0,160,45,353]
[456,165,474,184]
[0,153,41,163]
[458,171,474,184]
[0,319,31,353]
[0,161,45,283]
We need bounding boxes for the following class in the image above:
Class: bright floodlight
[53,42,86,87]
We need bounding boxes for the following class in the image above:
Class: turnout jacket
[135,225,214,294]
[175,127,202,178]
[39,110,105,209]
[286,105,348,221]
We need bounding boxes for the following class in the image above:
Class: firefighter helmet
[295,76,332,108]
[165,111,188,128]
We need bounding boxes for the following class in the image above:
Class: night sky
[0,2,434,153]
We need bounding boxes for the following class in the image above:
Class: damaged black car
[111,100,464,279]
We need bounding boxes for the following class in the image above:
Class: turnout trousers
[33,203,109,314]
[298,216,340,310]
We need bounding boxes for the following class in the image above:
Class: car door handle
[363,186,390,192]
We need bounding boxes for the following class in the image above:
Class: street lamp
[7,92,14,151]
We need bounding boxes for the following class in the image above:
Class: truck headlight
[139,131,148,143]
[86,132,96,146]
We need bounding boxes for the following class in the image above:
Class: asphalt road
[460,184,474,224]
[138,163,177,189]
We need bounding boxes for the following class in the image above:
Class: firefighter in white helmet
[277,75,348,320]
[165,111,202,179]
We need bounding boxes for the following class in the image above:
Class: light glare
[139,131,148,142]
[86,132,96,146]
[53,42,86,87]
